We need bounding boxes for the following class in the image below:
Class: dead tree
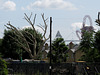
[5,13,49,59]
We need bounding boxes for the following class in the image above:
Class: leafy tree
[79,31,93,61]
[79,31,100,62]
[94,30,100,53]
[93,30,100,61]
[80,48,100,62]
[79,31,94,53]
[78,13,100,62]
[1,30,19,59]
[49,38,68,63]
[0,40,8,75]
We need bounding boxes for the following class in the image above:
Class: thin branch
[29,12,32,19]
[24,16,33,26]
[33,14,36,26]
[37,25,45,32]
[27,41,34,45]
[24,13,34,27]
[24,13,37,36]
[41,13,48,39]
[23,32,34,42]
[45,18,49,22]
[6,22,31,52]
[24,30,36,42]
[45,35,50,41]
[9,35,30,52]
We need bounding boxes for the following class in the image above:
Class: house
[67,42,84,62]
[41,43,49,60]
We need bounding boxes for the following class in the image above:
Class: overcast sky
[0,0,100,42]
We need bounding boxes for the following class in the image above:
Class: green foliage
[80,48,100,62]
[0,39,2,49]
[94,30,100,53]
[79,31,94,53]
[48,38,68,63]
[1,30,19,59]
[0,28,43,60]
[0,58,8,75]
[0,39,3,57]
[79,31,100,62]
[0,53,2,58]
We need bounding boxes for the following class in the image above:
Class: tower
[55,31,62,38]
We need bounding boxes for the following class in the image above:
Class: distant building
[41,43,49,60]
[42,31,84,62]
[67,42,84,62]
[55,31,62,38]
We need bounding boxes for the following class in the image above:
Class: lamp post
[50,17,52,75]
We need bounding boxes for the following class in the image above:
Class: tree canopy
[1,30,19,59]
[94,30,100,53]
[0,27,44,60]
[79,30,100,62]
[79,31,94,53]
[48,38,68,63]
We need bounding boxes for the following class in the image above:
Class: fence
[7,62,100,75]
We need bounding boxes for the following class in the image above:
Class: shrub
[0,58,8,75]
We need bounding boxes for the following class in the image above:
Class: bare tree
[5,13,49,59]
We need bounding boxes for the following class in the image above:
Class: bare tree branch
[33,14,36,26]
[37,25,45,32]
[29,12,32,19]
[41,13,48,40]
[5,13,50,59]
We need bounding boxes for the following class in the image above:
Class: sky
[0,0,100,43]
